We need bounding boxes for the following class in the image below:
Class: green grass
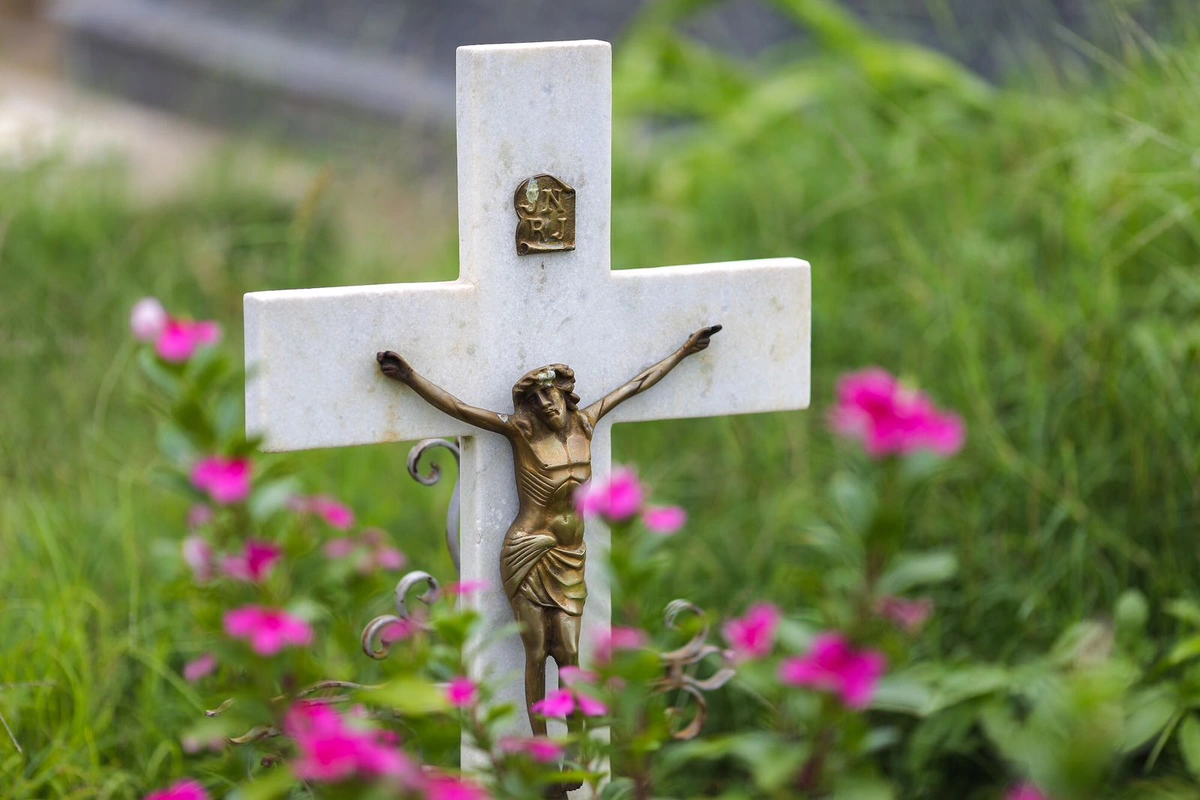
[3,2,1200,795]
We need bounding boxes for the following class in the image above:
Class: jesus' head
[512,364,580,432]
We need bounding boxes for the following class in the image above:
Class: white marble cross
[244,39,810,752]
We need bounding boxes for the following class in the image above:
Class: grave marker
[244,39,810,790]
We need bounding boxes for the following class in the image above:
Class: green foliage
[2,1,1200,796]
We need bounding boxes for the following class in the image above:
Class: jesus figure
[376,324,720,733]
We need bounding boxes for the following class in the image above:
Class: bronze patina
[515,174,576,255]
[376,324,721,731]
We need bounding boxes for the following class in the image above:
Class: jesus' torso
[509,413,591,549]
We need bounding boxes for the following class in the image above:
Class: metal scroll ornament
[657,600,738,741]
[375,324,722,732]
[514,174,575,255]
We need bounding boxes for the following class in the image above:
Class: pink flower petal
[531,689,575,718]
[130,297,168,343]
[310,495,356,530]
[144,780,209,800]
[445,677,478,708]
[380,618,419,644]
[190,457,252,505]
[445,580,489,597]
[1006,783,1049,800]
[373,546,406,571]
[876,596,933,633]
[499,736,565,763]
[186,505,213,529]
[425,775,490,800]
[575,467,644,523]
[183,653,217,683]
[595,626,649,663]
[723,603,781,660]
[559,666,597,687]
[575,691,608,717]
[323,538,358,559]
[223,606,313,656]
[828,368,965,459]
[779,632,887,710]
[156,319,222,363]
[181,535,214,583]
[642,505,687,535]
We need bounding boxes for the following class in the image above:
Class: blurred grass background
[3,0,1200,795]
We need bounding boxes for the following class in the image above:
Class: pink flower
[190,457,252,504]
[131,297,169,343]
[445,677,478,708]
[1007,784,1048,800]
[575,692,608,717]
[182,535,214,583]
[144,780,209,800]
[642,505,687,535]
[445,579,489,597]
[723,603,781,661]
[575,467,644,523]
[828,368,965,458]
[156,319,221,363]
[595,626,649,663]
[224,606,314,656]
[876,596,933,633]
[499,736,565,763]
[324,537,358,559]
[285,702,417,784]
[380,618,419,644]
[373,546,406,571]
[779,632,887,709]
[424,775,490,800]
[559,666,597,687]
[292,494,356,529]
[531,687,606,718]
[182,653,217,683]
[219,539,281,583]
[186,505,213,529]
[531,689,576,718]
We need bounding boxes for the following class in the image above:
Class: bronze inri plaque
[514,174,576,256]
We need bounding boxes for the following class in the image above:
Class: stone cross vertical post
[244,38,810,777]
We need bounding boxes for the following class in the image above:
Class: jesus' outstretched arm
[582,324,722,426]
[376,351,511,435]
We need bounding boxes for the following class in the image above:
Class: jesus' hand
[376,351,414,383]
[682,324,723,356]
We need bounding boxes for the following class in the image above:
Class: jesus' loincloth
[500,529,587,616]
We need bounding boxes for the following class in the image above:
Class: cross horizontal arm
[597,257,812,424]
[244,281,480,451]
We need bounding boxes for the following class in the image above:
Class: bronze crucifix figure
[376,324,721,732]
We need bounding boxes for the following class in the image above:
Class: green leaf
[599,777,636,800]
[1115,590,1149,632]
[831,776,895,800]
[1049,621,1113,667]
[870,676,935,716]
[229,767,294,800]
[878,551,957,595]
[928,666,1011,713]
[1178,714,1200,777]
[213,392,244,443]
[1166,599,1200,627]
[137,347,182,397]
[156,421,198,463]
[248,477,301,522]
[829,472,875,536]
[1166,635,1200,667]
[364,677,450,716]
[1122,686,1179,753]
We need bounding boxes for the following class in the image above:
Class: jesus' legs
[512,595,550,736]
